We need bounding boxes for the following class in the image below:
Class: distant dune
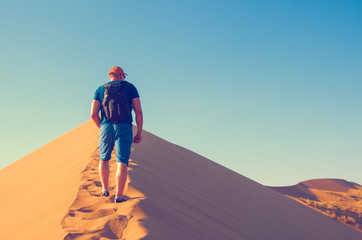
[269,179,362,233]
[0,121,361,239]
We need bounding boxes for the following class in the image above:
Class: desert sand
[0,120,361,239]
[269,178,362,233]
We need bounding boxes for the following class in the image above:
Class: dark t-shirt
[93,81,139,124]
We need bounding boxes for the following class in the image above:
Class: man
[91,66,143,203]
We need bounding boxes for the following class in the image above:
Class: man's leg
[99,160,110,190]
[98,123,115,193]
[114,123,133,200]
[115,162,128,198]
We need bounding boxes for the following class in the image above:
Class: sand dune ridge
[1,121,361,239]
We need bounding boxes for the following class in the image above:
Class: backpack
[102,83,131,123]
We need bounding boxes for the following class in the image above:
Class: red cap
[109,66,127,75]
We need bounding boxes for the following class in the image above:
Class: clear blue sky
[1,0,361,186]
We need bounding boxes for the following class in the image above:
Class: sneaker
[114,196,126,203]
[101,189,109,197]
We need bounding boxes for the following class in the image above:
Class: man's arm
[132,98,143,143]
[91,100,101,128]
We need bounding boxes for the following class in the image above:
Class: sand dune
[301,179,361,193]
[0,120,361,239]
[269,179,362,233]
[0,121,100,239]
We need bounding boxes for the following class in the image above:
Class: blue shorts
[99,123,133,166]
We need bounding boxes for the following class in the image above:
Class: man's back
[93,80,139,125]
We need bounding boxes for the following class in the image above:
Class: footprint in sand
[62,148,130,240]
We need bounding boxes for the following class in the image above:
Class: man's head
[109,66,127,81]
